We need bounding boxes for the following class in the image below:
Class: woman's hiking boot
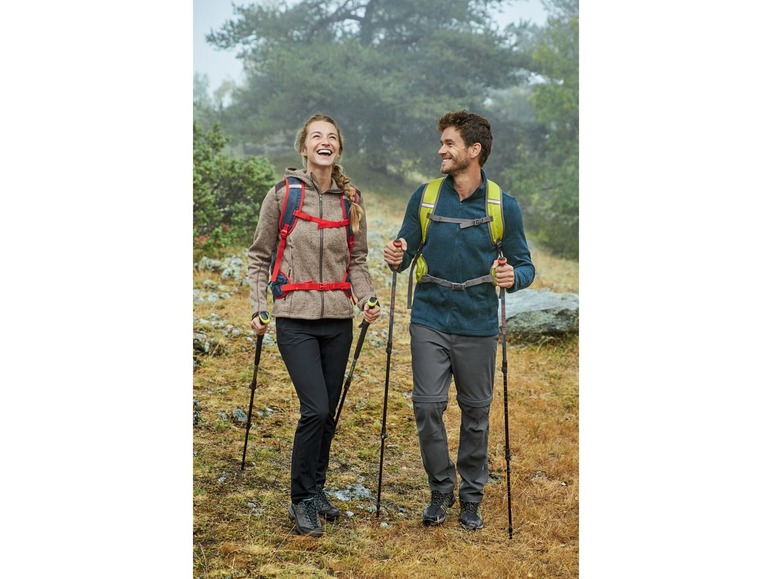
[314,489,340,521]
[421,490,455,526]
[288,497,323,537]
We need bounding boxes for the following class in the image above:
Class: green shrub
[193,122,277,255]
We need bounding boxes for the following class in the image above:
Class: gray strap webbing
[419,273,494,290]
[427,214,493,229]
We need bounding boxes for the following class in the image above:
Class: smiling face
[300,120,341,173]
[438,126,472,176]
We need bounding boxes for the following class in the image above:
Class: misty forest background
[193,0,578,262]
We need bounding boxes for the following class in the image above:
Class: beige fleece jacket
[248,168,377,320]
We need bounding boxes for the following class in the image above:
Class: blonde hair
[295,113,363,233]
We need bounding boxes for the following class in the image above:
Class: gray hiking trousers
[409,323,498,503]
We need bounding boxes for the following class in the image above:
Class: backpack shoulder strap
[271,177,305,283]
[408,178,444,308]
[279,176,305,235]
[486,179,505,248]
[419,178,444,243]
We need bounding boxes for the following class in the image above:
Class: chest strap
[427,214,493,229]
[293,210,350,230]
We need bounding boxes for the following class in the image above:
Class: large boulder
[504,289,579,342]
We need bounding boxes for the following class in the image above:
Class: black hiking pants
[276,317,353,504]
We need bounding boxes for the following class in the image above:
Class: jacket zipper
[318,190,325,318]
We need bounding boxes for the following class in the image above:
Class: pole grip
[359,296,379,329]
[387,239,403,275]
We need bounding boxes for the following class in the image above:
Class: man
[383,111,535,530]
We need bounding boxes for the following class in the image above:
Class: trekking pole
[240,311,271,470]
[377,240,401,518]
[498,257,514,539]
[333,296,379,432]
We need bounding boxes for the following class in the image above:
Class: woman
[248,113,380,537]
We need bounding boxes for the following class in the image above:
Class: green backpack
[407,176,505,308]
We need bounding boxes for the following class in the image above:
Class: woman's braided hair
[295,113,363,233]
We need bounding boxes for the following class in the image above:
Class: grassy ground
[193,186,578,578]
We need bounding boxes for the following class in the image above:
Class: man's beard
[440,156,469,175]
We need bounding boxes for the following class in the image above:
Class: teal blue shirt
[395,171,535,337]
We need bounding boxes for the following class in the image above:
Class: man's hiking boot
[314,489,340,521]
[288,498,323,537]
[459,501,484,530]
[422,490,455,526]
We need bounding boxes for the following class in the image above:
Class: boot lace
[430,491,452,507]
[315,490,334,511]
[300,497,321,527]
[461,501,478,516]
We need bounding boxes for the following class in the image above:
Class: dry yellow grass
[193,188,578,578]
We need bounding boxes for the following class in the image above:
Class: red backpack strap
[278,279,352,293]
[292,211,350,230]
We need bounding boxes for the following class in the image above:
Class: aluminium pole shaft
[334,296,379,431]
[240,311,270,470]
[498,258,514,539]
[377,241,401,518]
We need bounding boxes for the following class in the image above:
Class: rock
[196,256,224,272]
[256,407,274,418]
[504,289,578,342]
[220,256,245,281]
[232,407,248,423]
[329,484,372,501]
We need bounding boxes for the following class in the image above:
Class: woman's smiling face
[301,120,340,172]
